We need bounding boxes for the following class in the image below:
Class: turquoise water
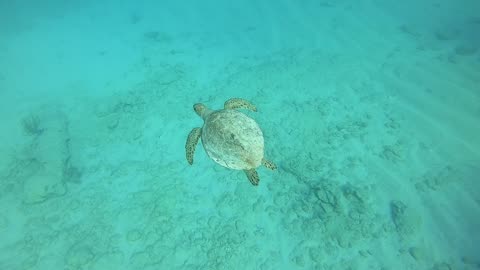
[1,0,479,269]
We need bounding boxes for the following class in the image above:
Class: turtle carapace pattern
[185,98,276,186]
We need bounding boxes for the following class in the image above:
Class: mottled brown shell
[201,109,264,170]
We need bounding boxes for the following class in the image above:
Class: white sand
[0,0,479,269]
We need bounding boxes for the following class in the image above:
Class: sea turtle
[185,98,276,186]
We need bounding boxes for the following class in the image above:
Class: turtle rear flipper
[224,98,257,112]
[185,127,202,165]
[244,169,260,186]
[262,158,277,170]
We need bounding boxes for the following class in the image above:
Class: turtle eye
[194,104,201,112]
[194,103,205,115]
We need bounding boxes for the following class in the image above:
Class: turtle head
[193,103,210,119]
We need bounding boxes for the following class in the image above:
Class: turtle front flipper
[186,127,202,165]
[244,169,260,186]
[224,98,257,112]
[262,158,277,170]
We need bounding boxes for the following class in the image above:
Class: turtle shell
[201,109,264,170]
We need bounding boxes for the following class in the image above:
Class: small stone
[390,200,422,236]
[359,250,369,257]
[107,116,119,130]
[336,234,350,248]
